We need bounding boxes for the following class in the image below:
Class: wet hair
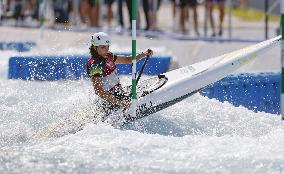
[89,45,99,58]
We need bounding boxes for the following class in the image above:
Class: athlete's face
[97,45,109,57]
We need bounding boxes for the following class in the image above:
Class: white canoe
[123,36,281,123]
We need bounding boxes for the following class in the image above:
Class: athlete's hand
[141,49,153,57]
[120,100,131,108]
[146,49,153,56]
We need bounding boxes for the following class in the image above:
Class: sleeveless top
[86,52,120,91]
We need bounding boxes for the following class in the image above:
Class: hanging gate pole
[131,0,137,117]
[281,0,284,119]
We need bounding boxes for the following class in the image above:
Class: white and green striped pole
[131,0,137,117]
[281,0,284,119]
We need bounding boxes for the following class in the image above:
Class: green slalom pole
[131,0,137,117]
[281,1,284,119]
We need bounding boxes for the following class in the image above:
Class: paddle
[136,54,150,84]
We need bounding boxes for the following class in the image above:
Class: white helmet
[91,32,111,46]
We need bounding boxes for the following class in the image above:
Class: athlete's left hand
[146,49,153,56]
[141,49,153,57]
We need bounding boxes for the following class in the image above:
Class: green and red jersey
[86,52,121,91]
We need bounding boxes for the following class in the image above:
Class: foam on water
[1,76,284,173]
[1,46,284,174]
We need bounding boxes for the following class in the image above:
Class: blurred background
[0,0,280,41]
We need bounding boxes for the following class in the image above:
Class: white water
[1,33,284,174]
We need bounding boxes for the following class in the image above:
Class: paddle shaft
[136,55,150,83]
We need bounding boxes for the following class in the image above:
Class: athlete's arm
[92,76,130,108]
[115,49,153,64]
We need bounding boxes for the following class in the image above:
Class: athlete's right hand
[120,100,131,108]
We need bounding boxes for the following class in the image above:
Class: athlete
[86,32,153,113]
